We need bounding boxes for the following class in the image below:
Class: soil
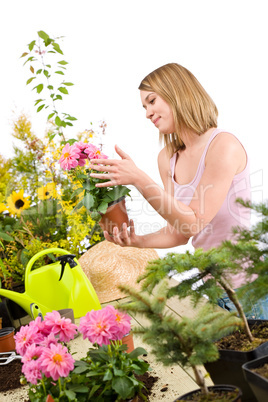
[0,359,24,393]
[177,388,241,401]
[0,360,159,400]
[251,362,268,380]
[215,320,268,352]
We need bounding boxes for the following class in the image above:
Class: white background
[1,0,267,257]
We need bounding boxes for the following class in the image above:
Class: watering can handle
[25,248,77,284]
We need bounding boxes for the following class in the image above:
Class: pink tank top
[170,128,251,288]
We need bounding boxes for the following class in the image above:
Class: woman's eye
[149,98,155,104]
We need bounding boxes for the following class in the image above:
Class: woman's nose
[146,106,153,119]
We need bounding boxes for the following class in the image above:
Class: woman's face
[140,90,175,134]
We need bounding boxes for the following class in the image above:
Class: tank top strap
[198,128,225,167]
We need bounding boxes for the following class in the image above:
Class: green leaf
[66,116,77,121]
[47,85,53,90]
[103,369,113,381]
[55,70,65,75]
[55,94,63,100]
[112,376,133,400]
[26,77,36,85]
[82,193,95,211]
[55,116,62,127]
[35,84,44,94]
[52,42,63,54]
[34,99,43,106]
[47,112,55,120]
[128,347,148,359]
[63,82,74,86]
[43,69,49,77]
[38,30,50,41]
[58,87,69,95]
[0,231,14,242]
[37,104,45,112]
[97,201,109,214]
[28,40,36,51]
[58,60,68,65]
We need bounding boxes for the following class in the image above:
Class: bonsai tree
[131,199,268,347]
[119,278,241,398]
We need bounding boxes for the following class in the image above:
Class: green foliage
[21,30,77,142]
[119,279,241,394]
[27,342,149,401]
[0,115,104,288]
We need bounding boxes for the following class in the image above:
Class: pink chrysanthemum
[29,316,50,338]
[105,305,132,340]
[22,359,43,385]
[40,343,75,381]
[14,324,44,356]
[39,332,59,349]
[44,310,78,343]
[72,141,89,166]
[59,143,80,170]
[21,343,44,364]
[78,308,119,346]
[84,144,108,160]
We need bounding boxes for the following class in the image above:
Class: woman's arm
[90,134,246,238]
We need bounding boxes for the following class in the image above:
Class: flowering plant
[59,141,131,220]
[15,305,149,401]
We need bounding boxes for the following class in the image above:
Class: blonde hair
[138,63,218,155]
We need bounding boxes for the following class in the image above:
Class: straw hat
[78,241,158,303]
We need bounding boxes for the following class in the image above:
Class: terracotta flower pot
[122,332,135,353]
[99,196,129,234]
[46,395,55,402]
[0,327,16,352]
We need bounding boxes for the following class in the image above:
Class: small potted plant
[15,305,150,401]
[59,141,131,234]
[119,278,243,401]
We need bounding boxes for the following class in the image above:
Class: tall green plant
[119,279,241,396]
[21,30,77,142]
[136,200,268,344]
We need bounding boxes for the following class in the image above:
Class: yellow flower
[6,189,31,216]
[37,183,57,200]
[0,202,8,214]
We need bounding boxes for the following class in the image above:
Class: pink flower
[21,343,43,364]
[84,144,108,160]
[39,332,59,348]
[72,141,89,166]
[40,343,75,381]
[59,143,80,170]
[44,310,78,343]
[105,305,132,340]
[78,308,118,346]
[14,324,44,356]
[22,359,42,385]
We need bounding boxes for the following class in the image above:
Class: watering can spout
[0,288,33,316]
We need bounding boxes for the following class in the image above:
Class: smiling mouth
[153,118,160,125]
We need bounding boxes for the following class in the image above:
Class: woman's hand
[103,219,142,248]
[89,145,139,188]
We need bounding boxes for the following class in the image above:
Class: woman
[90,63,250,258]
[89,63,268,317]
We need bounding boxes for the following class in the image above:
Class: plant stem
[192,365,209,395]
[219,277,254,342]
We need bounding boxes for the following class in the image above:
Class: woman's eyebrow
[142,93,154,108]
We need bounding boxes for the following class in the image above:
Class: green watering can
[0,248,101,319]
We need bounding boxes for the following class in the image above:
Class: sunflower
[0,202,8,214]
[6,189,31,216]
[37,183,57,200]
